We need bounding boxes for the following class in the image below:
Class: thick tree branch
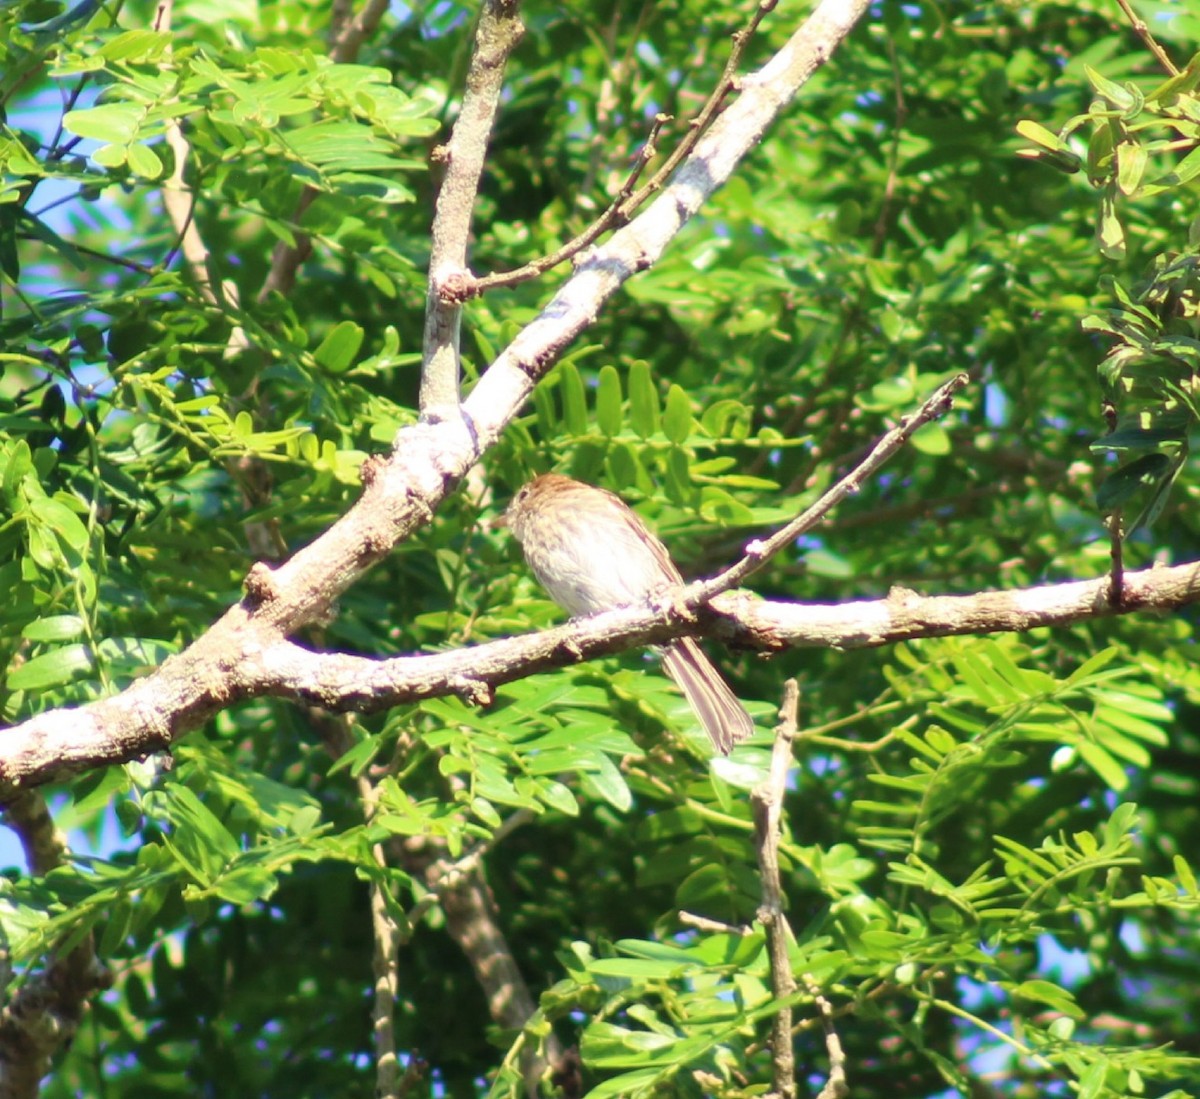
[0,0,873,794]
[4,557,1199,792]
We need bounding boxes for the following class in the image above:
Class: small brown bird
[506,473,754,754]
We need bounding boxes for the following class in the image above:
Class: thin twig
[678,911,751,935]
[450,112,670,299]
[156,2,215,307]
[16,234,159,275]
[617,0,780,216]
[870,32,907,256]
[804,974,849,1099]
[156,0,252,352]
[447,0,780,302]
[420,0,526,412]
[1107,512,1124,608]
[751,679,800,1099]
[693,373,969,605]
[1114,0,1178,76]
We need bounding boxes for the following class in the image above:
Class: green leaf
[206,865,279,905]
[664,445,692,505]
[536,779,579,816]
[605,441,640,490]
[29,495,89,550]
[588,957,690,979]
[662,384,692,443]
[63,104,144,144]
[1116,141,1147,195]
[7,643,94,690]
[579,752,632,812]
[533,382,557,437]
[313,320,365,373]
[161,785,240,885]
[21,614,85,642]
[1095,452,1172,511]
[91,143,129,168]
[1085,65,1136,112]
[1014,979,1085,1018]
[911,421,950,456]
[1163,143,1200,188]
[559,362,588,436]
[627,360,660,438]
[1174,854,1198,896]
[1077,741,1128,790]
[0,206,19,280]
[126,142,163,180]
[3,438,33,504]
[1015,118,1070,152]
[595,365,622,436]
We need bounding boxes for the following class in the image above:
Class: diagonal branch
[694,373,968,604]
[0,0,874,794]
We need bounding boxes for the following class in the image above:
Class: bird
[505,473,754,754]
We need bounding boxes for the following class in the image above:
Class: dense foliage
[4,1,1200,1097]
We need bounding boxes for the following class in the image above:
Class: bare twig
[1114,0,1178,76]
[616,0,780,218]
[679,911,750,935]
[751,680,799,1099]
[871,31,908,255]
[694,373,969,604]
[421,0,525,412]
[450,112,670,300]
[448,0,780,301]
[156,0,252,353]
[1108,513,1124,608]
[805,973,849,1099]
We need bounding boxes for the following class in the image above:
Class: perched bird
[506,473,754,754]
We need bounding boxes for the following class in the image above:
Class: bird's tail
[661,638,754,755]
